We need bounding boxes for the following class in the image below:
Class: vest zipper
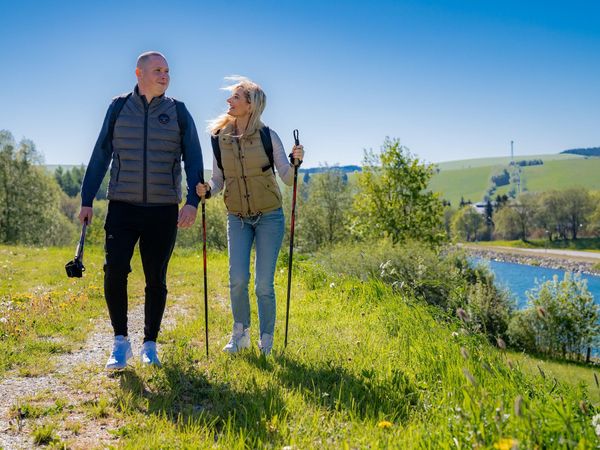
[143,101,149,203]
[237,138,252,216]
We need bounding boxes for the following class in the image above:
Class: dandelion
[493,438,518,450]
[377,420,393,429]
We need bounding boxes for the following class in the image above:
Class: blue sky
[1,0,599,168]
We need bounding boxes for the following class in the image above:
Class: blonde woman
[197,77,304,355]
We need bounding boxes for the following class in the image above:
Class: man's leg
[104,201,140,337]
[138,204,178,343]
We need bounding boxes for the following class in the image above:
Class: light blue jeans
[227,208,285,336]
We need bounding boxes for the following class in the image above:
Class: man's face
[137,55,170,98]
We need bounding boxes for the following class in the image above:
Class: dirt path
[0,299,189,449]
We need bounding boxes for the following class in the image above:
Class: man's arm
[177,104,204,228]
[78,102,115,224]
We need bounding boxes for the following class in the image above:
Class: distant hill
[299,165,361,174]
[561,147,600,157]
[429,153,600,207]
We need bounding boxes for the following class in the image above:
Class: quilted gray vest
[107,89,183,204]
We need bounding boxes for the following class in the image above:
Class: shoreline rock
[463,247,600,277]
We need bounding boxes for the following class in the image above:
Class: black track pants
[103,201,178,342]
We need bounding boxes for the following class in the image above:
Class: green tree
[353,138,445,245]
[493,205,521,240]
[296,167,353,252]
[0,130,75,245]
[508,273,600,360]
[560,188,594,240]
[451,206,484,242]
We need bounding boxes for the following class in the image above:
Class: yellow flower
[494,438,518,450]
[377,420,393,429]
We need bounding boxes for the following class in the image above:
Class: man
[79,51,203,370]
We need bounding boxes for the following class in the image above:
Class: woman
[196,77,304,355]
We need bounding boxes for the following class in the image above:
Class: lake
[474,258,600,308]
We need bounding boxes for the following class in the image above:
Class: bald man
[79,51,204,370]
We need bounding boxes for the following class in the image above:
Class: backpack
[108,92,188,144]
[210,126,274,177]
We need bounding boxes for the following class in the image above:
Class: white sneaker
[140,341,162,367]
[105,335,133,370]
[258,333,274,356]
[222,322,250,353]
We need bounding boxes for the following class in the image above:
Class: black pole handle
[293,129,300,146]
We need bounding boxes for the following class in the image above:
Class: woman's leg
[254,208,285,337]
[227,214,255,329]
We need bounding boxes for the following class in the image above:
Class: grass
[2,244,600,447]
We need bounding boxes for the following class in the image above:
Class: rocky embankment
[464,246,600,276]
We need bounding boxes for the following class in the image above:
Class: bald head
[137,51,167,69]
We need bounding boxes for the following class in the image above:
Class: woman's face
[227,87,252,117]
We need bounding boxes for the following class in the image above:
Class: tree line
[450,188,600,243]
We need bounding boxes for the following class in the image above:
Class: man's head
[136,51,169,99]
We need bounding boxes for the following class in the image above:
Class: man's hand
[79,206,93,225]
[178,204,197,228]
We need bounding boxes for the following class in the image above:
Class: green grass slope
[1,245,599,448]
[429,154,599,206]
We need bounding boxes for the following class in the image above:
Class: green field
[1,244,599,448]
[429,153,600,206]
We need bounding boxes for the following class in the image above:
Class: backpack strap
[174,100,188,139]
[259,126,274,173]
[211,129,224,176]
[108,93,132,145]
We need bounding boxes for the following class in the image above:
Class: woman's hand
[196,182,210,198]
[291,144,304,166]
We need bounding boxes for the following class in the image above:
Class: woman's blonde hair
[208,76,267,136]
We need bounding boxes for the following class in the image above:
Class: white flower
[329,282,336,288]
[0,317,7,324]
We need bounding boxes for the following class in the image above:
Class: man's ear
[135,67,141,77]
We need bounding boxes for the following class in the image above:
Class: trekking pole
[284,129,300,347]
[201,195,209,357]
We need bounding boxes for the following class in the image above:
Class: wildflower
[329,282,336,289]
[493,438,518,450]
[592,414,600,437]
[451,331,459,338]
[514,395,523,417]
[462,368,478,387]
[0,317,7,324]
[536,306,546,319]
[496,337,506,350]
[377,420,393,429]
[456,307,470,322]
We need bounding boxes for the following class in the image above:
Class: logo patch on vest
[158,114,170,124]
